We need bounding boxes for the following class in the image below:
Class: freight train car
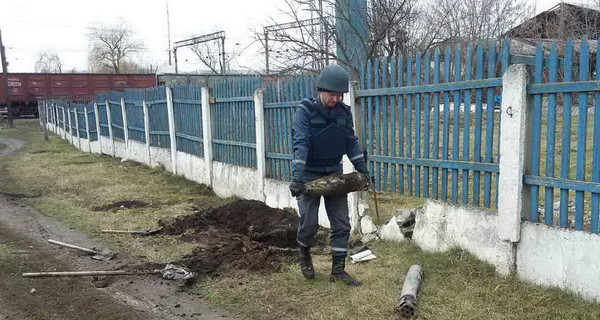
[0,73,157,118]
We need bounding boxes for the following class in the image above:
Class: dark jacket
[291,97,366,182]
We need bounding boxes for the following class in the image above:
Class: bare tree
[425,0,534,44]
[34,51,62,73]
[257,0,441,75]
[87,19,144,74]
[258,0,533,75]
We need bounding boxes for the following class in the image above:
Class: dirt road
[0,138,235,320]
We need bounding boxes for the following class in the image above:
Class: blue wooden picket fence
[357,41,509,208]
[263,75,318,181]
[124,89,146,143]
[524,37,600,233]
[172,84,203,157]
[43,37,600,235]
[96,93,110,137]
[210,77,260,168]
[145,86,170,148]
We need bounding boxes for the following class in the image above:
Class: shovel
[22,263,195,280]
[47,239,116,261]
[100,226,163,236]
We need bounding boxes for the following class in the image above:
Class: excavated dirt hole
[158,199,327,276]
[92,200,150,211]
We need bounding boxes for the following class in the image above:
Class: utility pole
[264,18,320,74]
[166,0,172,66]
[0,29,13,127]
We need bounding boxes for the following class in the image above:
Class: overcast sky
[0,0,577,73]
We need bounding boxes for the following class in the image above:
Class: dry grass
[1,121,600,319]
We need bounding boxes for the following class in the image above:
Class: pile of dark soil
[158,199,323,276]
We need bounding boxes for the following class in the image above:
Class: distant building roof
[505,3,600,39]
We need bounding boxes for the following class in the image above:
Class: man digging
[289,64,369,286]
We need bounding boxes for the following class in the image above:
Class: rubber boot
[330,253,361,286]
[298,246,315,279]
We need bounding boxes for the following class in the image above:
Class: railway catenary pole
[0,29,13,127]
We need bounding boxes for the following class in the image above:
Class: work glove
[356,167,371,191]
[289,181,306,197]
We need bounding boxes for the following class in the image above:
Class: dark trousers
[296,169,351,253]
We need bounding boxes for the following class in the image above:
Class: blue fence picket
[528,44,544,222]
[544,43,559,225]
[559,40,574,228]
[452,44,461,202]
[462,45,473,204]
[432,50,440,199]
[390,57,398,193]
[575,39,590,230]
[423,53,431,198]
[484,41,497,208]
[415,53,422,197]
[442,47,451,201]
[473,44,485,206]
[593,39,600,233]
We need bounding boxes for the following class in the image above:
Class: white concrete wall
[99,136,112,155]
[127,140,148,164]
[175,151,209,186]
[113,140,127,159]
[517,222,600,302]
[413,200,514,275]
[211,162,263,201]
[149,146,172,170]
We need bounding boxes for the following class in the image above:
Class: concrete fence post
[342,82,365,230]
[254,88,266,200]
[84,105,91,153]
[142,100,152,166]
[66,105,73,144]
[166,86,178,175]
[74,106,81,149]
[61,105,67,139]
[93,103,102,154]
[201,87,213,187]
[120,97,129,158]
[105,100,115,157]
[498,63,531,274]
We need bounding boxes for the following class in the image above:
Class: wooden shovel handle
[48,239,98,254]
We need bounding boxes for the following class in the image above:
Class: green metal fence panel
[210,76,260,168]
[263,75,317,181]
[172,84,203,157]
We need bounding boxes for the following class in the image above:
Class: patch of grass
[200,241,600,320]
[2,121,600,319]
